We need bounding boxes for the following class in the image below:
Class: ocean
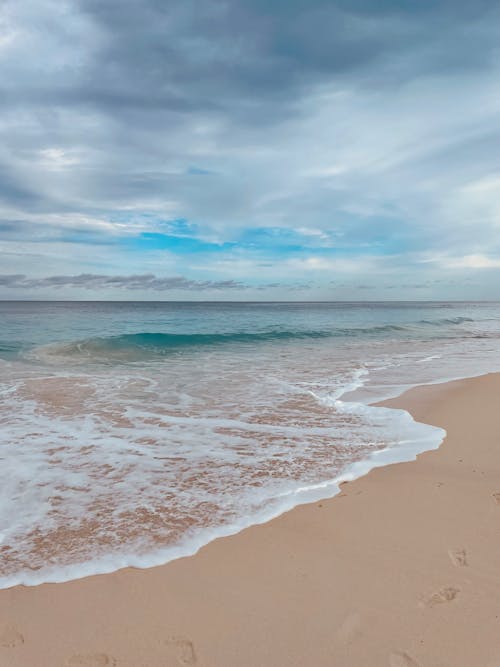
[1,300,499,588]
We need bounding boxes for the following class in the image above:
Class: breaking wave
[25,316,478,364]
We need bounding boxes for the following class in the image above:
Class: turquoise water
[1,301,500,587]
[0,301,487,358]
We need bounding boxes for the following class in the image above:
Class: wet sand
[1,373,500,666]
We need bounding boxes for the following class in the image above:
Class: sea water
[1,300,500,588]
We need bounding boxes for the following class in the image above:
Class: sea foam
[1,302,500,588]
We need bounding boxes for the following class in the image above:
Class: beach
[1,372,500,666]
[3,0,500,660]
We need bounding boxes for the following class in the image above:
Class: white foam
[0,399,443,589]
[3,318,500,589]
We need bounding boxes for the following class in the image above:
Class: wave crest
[23,315,478,364]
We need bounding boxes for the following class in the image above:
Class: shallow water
[1,301,499,587]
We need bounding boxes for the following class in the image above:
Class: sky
[1,0,500,300]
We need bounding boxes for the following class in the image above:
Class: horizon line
[0,299,498,305]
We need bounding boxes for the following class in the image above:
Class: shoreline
[0,373,445,590]
[2,373,500,665]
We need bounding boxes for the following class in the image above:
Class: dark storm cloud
[74,0,500,118]
[4,0,500,121]
[0,273,246,291]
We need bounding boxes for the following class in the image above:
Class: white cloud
[444,254,500,269]
[38,148,81,169]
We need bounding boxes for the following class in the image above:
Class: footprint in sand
[0,626,24,648]
[335,612,362,644]
[389,651,422,667]
[492,493,500,504]
[66,654,116,667]
[448,548,468,567]
[164,637,197,665]
[422,586,460,608]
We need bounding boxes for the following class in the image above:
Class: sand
[1,373,500,666]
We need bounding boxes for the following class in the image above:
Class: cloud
[431,254,500,270]
[0,273,246,291]
[1,0,500,297]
